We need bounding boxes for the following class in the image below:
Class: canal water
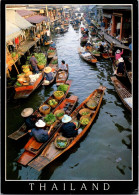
[6,24,132,180]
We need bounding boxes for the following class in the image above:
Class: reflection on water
[6,24,132,180]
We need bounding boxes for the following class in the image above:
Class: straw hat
[62,114,72,123]
[21,108,33,117]
[35,119,46,128]
[44,67,52,73]
[116,49,121,54]
[118,57,124,62]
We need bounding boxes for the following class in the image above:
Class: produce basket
[48,99,58,108]
[44,113,56,126]
[80,116,90,126]
[54,136,70,149]
[39,104,51,115]
[86,100,97,110]
[54,109,65,120]
[17,73,25,79]
[23,68,30,73]
[37,64,45,70]
[54,91,64,100]
[79,108,92,117]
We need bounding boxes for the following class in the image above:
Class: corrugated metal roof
[6,10,33,29]
[26,15,48,24]
[6,21,22,41]
[16,9,36,17]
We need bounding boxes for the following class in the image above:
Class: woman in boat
[115,49,124,61]
[58,60,68,71]
[44,67,54,82]
[61,115,78,138]
[29,54,39,74]
[28,119,51,143]
[116,57,125,75]
[86,41,92,47]
[21,108,38,130]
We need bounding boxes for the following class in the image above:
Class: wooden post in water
[13,63,19,75]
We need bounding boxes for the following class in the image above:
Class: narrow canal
[7,24,132,180]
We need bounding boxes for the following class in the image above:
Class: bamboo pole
[13,63,19,75]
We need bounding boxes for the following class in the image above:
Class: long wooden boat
[86,46,101,60]
[78,48,97,64]
[8,80,72,140]
[56,64,69,85]
[42,56,58,86]
[28,86,106,171]
[127,71,132,84]
[112,60,126,78]
[111,76,132,112]
[14,72,44,99]
[17,95,78,166]
[47,47,57,59]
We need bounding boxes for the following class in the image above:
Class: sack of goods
[29,73,41,83]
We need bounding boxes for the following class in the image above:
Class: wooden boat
[74,25,79,30]
[86,46,101,60]
[111,76,132,112]
[17,95,78,166]
[91,32,97,36]
[42,56,58,86]
[78,48,97,64]
[44,40,51,46]
[127,71,132,84]
[56,65,69,85]
[112,60,126,78]
[47,47,57,59]
[14,72,44,99]
[28,86,106,171]
[8,80,72,140]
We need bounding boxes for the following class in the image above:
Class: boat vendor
[98,42,104,53]
[43,34,47,45]
[28,119,51,143]
[29,54,39,74]
[116,57,125,75]
[21,108,38,130]
[50,41,56,48]
[61,115,78,138]
[58,60,68,71]
[86,41,92,47]
[44,67,54,82]
[115,49,124,61]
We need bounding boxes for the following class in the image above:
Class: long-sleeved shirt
[115,50,123,60]
[61,122,77,138]
[30,56,38,67]
[29,128,49,143]
[59,64,67,70]
[44,72,53,81]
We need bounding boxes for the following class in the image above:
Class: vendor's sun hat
[35,119,46,128]
[116,49,121,53]
[21,108,33,117]
[44,67,52,73]
[62,114,72,123]
[118,57,124,62]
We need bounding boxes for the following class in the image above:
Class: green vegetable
[80,118,89,125]
[44,113,56,124]
[15,81,22,86]
[11,52,16,58]
[56,112,64,117]
[54,91,64,97]
[57,84,69,93]
[82,111,89,115]
[48,99,58,106]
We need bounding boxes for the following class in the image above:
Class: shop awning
[6,21,22,42]
[6,10,33,30]
[16,10,35,17]
[26,15,48,24]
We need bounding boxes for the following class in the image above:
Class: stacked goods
[44,113,56,126]
[54,109,65,120]
[34,53,47,69]
[80,116,90,126]
[54,91,64,100]
[51,59,58,64]
[6,53,15,70]
[48,99,58,108]
[29,73,41,83]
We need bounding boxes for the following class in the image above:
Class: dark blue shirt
[29,128,49,143]
[61,122,77,138]
[117,62,124,74]
[44,72,53,81]
[30,56,37,67]
[25,115,37,129]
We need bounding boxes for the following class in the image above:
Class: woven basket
[54,136,70,149]
[39,104,50,115]
[86,100,97,110]
[54,109,65,120]
[54,91,64,100]
[38,64,45,70]
[48,99,58,108]
[79,108,92,117]
[80,116,90,126]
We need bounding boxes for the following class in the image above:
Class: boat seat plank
[17,151,35,166]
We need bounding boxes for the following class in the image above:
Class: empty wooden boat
[17,95,78,166]
[8,80,72,140]
[78,48,97,64]
[28,86,106,171]
[111,76,132,112]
